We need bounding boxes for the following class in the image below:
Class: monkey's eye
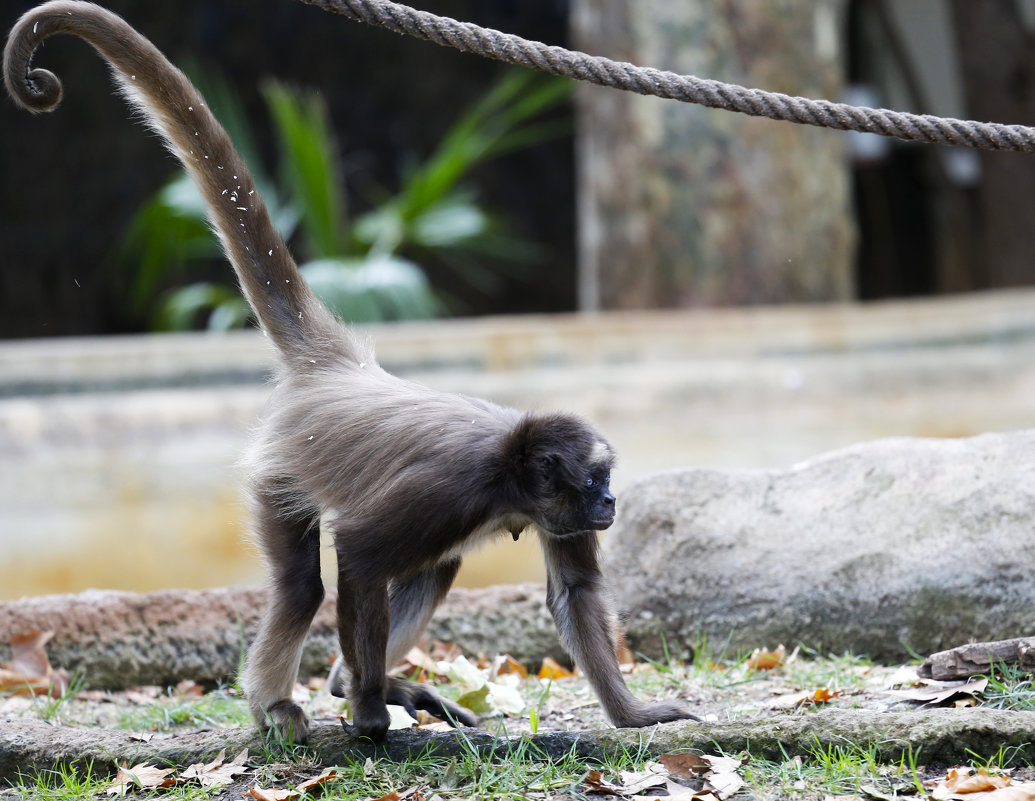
[586,477,595,487]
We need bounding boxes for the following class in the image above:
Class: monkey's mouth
[590,513,616,531]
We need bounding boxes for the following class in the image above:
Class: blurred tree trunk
[571,1,854,310]
[950,0,1035,290]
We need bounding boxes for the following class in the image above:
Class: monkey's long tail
[4,0,339,360]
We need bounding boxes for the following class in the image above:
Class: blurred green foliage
[118,66,571,330]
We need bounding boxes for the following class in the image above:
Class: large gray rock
[604,430,1035,662]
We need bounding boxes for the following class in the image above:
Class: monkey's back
[247,346,521,522]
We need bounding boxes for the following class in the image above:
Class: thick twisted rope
[300,0,1035,153]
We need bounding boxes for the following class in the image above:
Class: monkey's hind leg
[382,559,477,728]
[329,557,476,732]
[241,485,324,744]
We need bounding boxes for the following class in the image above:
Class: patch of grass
[11,762,109,801]
[740,739,915,800]
[306,740,596,801]
[22,670,86,725]
[980,661,1035,711]
[779,647,877,693]
[10,762,221,801]
[116,686,250,733]
[965,742,1030,772]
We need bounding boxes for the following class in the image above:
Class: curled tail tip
[5,65,64,114]
[4,1,95,113]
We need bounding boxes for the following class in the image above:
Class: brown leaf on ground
[0,631,69,697]
[889,677,988,708]
[538,656,575,680]
[769,687,844,709]
[747,644,786,671]
[583,769,627,794]
[417,720,454,732]
[173,679,203,697]
[243,786,298,801]
[180,747,250,788]
[390,647,440,678]
[697,755,744,800]
[296,768,339,792]
[925,767,1012,799]
[617,764,669,795]
[659,753,711,778]
[105,763,178,796]
[976,785,1035,801]
[491,654,529,679]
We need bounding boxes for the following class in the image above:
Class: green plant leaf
[155,282,251,331]
[300,256,439,322]
[263,81,349,258]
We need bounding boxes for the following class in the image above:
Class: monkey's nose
[603,492,616,507]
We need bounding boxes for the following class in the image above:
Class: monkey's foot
[386,677,478,728]
[612,700,701,728]
[259,699,312,744]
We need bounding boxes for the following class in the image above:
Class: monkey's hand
[259,699,312,744]
[611,699,701,728]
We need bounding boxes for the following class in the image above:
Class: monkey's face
[535,444,617,536]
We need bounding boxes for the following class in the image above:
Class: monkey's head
[502,414,617,536]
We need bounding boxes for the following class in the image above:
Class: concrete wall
[2,289,1035,599]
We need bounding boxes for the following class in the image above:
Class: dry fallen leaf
[105,763,177,796]
[618,763,669,795]
[631,787,708,801]
[747,644,786,671]
[889,677,988,707]
[418,720,455,732]
[926,767,1012,800]
[0,631,69,697]
[538,656,575,680]
[810,687,841,704]
[391,647,441,678]
[180,747,250,788]
[243,785,298,801]
[583,769,627,795]
[491,654,529,679]
[297,768,339,792]
[173,679,203,697]
[697,755,744,800]
[977,785,1035,801]
[659,753,711,778]
[771,686,845,709]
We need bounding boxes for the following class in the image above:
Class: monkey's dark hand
[611,699,701,728]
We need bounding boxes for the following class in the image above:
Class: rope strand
[300,0,1035,153]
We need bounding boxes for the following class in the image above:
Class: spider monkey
[4,1,697,741]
